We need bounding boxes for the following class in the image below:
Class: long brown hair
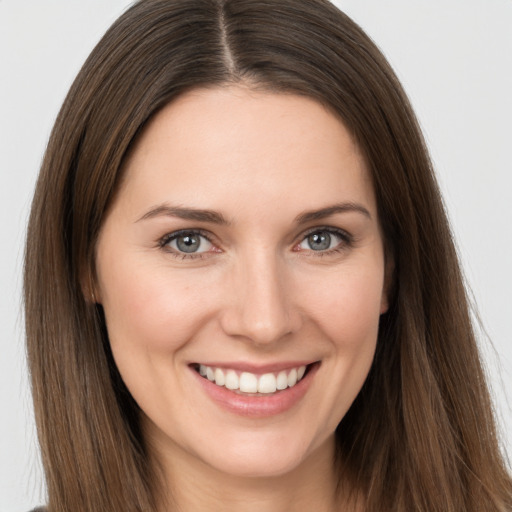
[24,0,512,510]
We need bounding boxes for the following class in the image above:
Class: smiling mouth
[192,363,314,395]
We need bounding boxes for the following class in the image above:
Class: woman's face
[95,86,388,478]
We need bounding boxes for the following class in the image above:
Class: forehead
[116,86,376,221]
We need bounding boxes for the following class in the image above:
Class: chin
[211,453,303,479]
[193,429,330,480]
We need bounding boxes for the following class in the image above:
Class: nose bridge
[221,246,298,345]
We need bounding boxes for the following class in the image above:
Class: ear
[380,253,395,314]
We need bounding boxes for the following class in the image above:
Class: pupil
[308,232,331,251]
[177,234,200,253]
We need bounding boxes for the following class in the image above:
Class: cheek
[283,262,384,438]
[98,257,213,354]
[97,259,218,416]
[301,264,385,350]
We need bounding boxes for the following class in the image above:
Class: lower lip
[191,363,319,418]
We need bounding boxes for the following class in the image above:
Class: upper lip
[190,360,317,374]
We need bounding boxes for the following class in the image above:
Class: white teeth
[197,364,309,394]
[239,372,258,393]
[287,368,297,387]
[214,368,225,386]
[225,370,239,390]
[276,371,288,390]
[258,373,277,394]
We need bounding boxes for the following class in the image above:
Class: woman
[24,0,512,510]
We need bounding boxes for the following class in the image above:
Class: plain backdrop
[1,1,511,510]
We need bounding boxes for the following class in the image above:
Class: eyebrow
[137,201,371,225]
[136,204,230,225]
[294,202,372,223]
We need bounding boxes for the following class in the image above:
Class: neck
[150,434,350,512]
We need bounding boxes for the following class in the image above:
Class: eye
[160,230,215,256]
[296,228,351,253]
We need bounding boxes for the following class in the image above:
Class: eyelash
[294,226,353,257]
[157,226,353,260]
[158,229,216,260]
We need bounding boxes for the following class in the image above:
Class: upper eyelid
[298,225,352,241]
[160,228,215,244]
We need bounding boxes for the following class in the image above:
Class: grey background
[1,1,511,510]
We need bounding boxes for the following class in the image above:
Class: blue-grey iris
[307,232,331,251]
[176,234,201,253]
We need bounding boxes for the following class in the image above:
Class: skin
[95,86,389,511]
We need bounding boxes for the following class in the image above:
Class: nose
[219,250,301,346]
